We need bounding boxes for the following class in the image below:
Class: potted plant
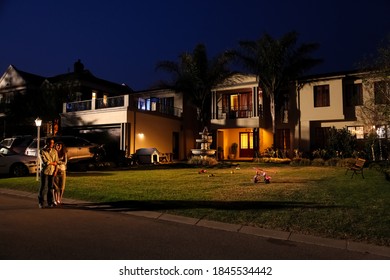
[230,142,238,159]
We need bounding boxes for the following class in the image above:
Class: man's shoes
[38,203,44,209]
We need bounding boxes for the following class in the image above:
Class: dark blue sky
[1,0,389,90]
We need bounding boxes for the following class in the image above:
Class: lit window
[230,94,238,111]
[376,125,386,139]
[138,98,146,110]
[240,133,248,149]
[347,126,364,139]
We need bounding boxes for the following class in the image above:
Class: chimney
[74,59,84,73]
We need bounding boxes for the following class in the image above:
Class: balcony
[64,95,126,112]
[142,103,182,118]
[217,108,253,119]
[63,95,182,118]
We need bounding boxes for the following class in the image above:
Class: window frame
[345,83,363,106]
[314,85,330,107]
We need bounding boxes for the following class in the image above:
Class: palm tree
[235,31,322,151]
[156,43,235,129]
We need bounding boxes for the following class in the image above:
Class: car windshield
[0,139,14,147]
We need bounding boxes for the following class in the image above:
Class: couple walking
[38,138,68,208]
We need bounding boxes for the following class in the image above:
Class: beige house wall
[300,78,345,122]
[295,72,379,153]
[215,127,273,159]
[132,111,182,156]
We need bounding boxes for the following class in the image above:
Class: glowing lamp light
[137,133,145,139]
[35,117,42,181]
[35,117,42,127]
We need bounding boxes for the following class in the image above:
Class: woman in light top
[53,142,68,205]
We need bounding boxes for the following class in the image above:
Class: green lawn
[1,162,389,246]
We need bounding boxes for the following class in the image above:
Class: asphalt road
[0,192,388,260]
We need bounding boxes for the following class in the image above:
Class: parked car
[0,145,37,176]
[25,136,105,163]
[0,135,33,154]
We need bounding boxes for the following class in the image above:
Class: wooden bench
[345,158,366,178]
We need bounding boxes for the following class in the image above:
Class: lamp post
[35,117,42,181]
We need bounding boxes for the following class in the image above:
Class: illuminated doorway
[239,132,253,157]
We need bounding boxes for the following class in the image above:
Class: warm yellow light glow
[35,117,42,127]
[137,133,145,139]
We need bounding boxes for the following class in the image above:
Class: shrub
[326,127,356,158]
[188,156,218,166]
[325,157,341,166]
[312,149,327,159]
[384,169,390,181]
[258,157,291,164]
[290,158,310,166]
[311,158,325,166]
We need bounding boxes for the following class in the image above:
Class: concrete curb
[1,188,389,258]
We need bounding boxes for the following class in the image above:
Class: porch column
[252,87,258,117]
[92,91,97,110]
[253,127,260,158]
[120,123,131,156]
[253,87,260,158]
[211,90,217,119]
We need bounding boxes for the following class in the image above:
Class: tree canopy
[156,43,235,128]
[360,34,390,127]
[235,31,322,133]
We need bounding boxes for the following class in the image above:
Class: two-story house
[3,59,387,161]
[210,70,388,160]
[61,87,188,160]
[0,60,132,137]
[0,65,46,136]
[0,61,200,161]
[297,70,389,156]
[59,69,390,161]
[210,74,297,160]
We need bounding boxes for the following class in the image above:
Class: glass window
[314,85,330,107]
[347,126,364,139]
[374,81,389,104]
[137,98,146,110]
[230,95,238,111]
[239,132,253,149]
[240,133,248,149]
[345,83,363,106]
[376,125,386,139]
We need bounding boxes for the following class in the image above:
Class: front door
[239,132,253,158]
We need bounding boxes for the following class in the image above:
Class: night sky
[1,0,389,91]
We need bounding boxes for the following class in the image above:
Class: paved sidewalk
[1,188,389,258]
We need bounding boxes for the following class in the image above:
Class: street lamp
[35,117,42,181]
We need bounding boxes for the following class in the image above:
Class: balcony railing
[96,96,125,109]
[139,103,182,118]
[216,108,253,119]
[64,95,126,113]
[65,100,92,112]
[63,95,182,118]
